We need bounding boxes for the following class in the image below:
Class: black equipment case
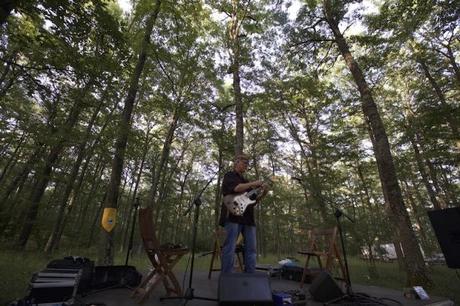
[24,256,93,305]
[28,268,81,304]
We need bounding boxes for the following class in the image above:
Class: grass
[1,250,459,305]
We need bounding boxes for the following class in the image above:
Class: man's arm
[234,180,263,193]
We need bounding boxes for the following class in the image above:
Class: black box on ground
[280,266,323,283]
[218,272,274,306]
[92,265,142,289]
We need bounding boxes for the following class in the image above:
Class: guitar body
[223,189,259,216]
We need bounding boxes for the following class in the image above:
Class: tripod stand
[160,176,217,305]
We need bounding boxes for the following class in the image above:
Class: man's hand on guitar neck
[256,183,269,201]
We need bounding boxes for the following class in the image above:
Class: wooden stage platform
[80,270,454,306]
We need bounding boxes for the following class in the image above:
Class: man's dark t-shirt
[219,170,256,226]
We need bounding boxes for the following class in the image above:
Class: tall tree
[321,0,430,286]
[288,0,431,286]
[211,0,267,155]
[100,0,162,265]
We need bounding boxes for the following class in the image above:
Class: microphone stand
[326,207,392,305]
[335,208,353,295]
[160,175,218,305]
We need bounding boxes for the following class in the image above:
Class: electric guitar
[223,178,273,216]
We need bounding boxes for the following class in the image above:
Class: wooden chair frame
[298,226,347,288]
[131,207,189,303]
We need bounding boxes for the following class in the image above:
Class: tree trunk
[407,128,442,209]
[417,58,459,137]
[285,114,328,222]
[445,44,460,86]
[230,0,244,156]
[214,145,224,228]
[89,192,107,248]
[172,162,192,243]
[0,52,15,87]
[0,131,26,185]
[70,101,118,232]
[323,0,431,287]
[421,136,448,207]
[0,144,44,211]
[0,168,31,235]
[44,98,105,254]
[438,166,459,207]
[147,107,179,209]
[121,128,150,252]
[402,179,429,253]
[99,0,161,265]
[75,161,106,244]
[16,84,88,249]
[355,160,383,243]
[17,147,62,248]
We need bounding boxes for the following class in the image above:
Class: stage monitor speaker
[428,207,460,268]
[218,272,273,306]
[308,271,344,303]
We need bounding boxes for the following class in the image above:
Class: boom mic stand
[160,175,218,305]
[326,208,397,305]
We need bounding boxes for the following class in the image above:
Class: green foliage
[0,0,458,300]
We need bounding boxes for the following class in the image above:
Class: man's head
[234,154,249,174]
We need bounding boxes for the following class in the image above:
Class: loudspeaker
[218,273,274,306]
[308,271,344,303]
[428,207,460,268]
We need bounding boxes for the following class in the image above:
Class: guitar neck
[247,187,262,197]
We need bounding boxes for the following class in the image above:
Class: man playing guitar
[218,153,268,274]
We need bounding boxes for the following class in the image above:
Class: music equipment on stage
[223,178,273,216]
[27,268,82,304]
[92,265,142,289]
[218,273,274,306]
[308,271,344,303]
[280,265,323,283]
[428,207,460,269]
[46,256,94,293]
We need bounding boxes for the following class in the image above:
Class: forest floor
[1,249,458,305]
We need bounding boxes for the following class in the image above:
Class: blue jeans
[221,222,256,273]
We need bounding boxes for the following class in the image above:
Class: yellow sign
[101,208,117,232]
